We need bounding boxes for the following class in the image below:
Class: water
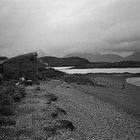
[127,77,140,87]
[53,67,140,74]
[53,67,140,87]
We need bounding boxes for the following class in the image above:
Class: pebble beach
[0,77,140,139]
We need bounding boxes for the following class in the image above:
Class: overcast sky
[0,0,140,57]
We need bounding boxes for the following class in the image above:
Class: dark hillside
[39,56,91,67]
[74,61,140,69]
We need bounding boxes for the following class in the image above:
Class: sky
[0,0,140,57]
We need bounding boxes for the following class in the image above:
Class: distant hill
[64,52,140,62]
[74,61,140,69]
[65,53,123,62]
[125,52,140,61]
[39,56,91,67]
[39,56,140,68]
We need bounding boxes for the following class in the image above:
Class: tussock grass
[51,112,59,119]
[56,120,76,131]
[43,126,57,137]
[56,107,67,115]
[44,93,57,102]
[0,84,26,117]
[0,105,14,116]
[43,120,76,138]
[0,117,16,126]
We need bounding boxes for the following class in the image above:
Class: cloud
[0,0,140,57]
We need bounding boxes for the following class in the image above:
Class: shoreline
[75,73,140,120]
[53,66,140,75]
[126,77,140,87]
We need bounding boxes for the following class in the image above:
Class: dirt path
[0,80,140,139]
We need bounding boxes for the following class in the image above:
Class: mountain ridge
[39,56,91,67]
[64,52,140,62]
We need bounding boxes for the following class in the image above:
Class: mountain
[65,53,123,62]
[39,56,91,67]
[125,52,140,61]
[64,52,140,62]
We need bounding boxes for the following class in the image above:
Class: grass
[51,112,59,119]
[0,117,16,126]
[43,120,76,138]
[0,105,14,116]
[0,84,26,118]
[63,74,94,86]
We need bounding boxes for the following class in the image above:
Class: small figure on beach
[122,83,125,89]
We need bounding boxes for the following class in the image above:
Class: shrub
[48,94,57,102]
[51,112,59,119]
[56,107,67,115]
[44,93,57,102]
[38,67,65,80]
[13,93,22,102]
[0,84,26,116]
[1,97,14,106]
[19,87,26,98]
[56,120,76,131]
[0,117,16,126]
[0,105,14,116]
[35,86,40,91]
[43,126,56,137]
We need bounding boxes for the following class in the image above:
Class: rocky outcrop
[0,52,38,81]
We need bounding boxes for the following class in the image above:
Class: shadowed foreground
[0,79,140,139]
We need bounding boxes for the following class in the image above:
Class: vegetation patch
[56,120,76,131]
[16,128,33,137]
[0,84,26,117]
[43,126,57,137]
[16,106,36,115]
[0,117,16,126]
[43,119,76,138]
[44,93,57,102]
[38,67,65,80]
[51,107,67,119]
[0,105,14,116]
[63,74,94,86]
[35,86,40,91]
[0,127,16,137]
[51,112,59,119]
[55,107,67,115]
